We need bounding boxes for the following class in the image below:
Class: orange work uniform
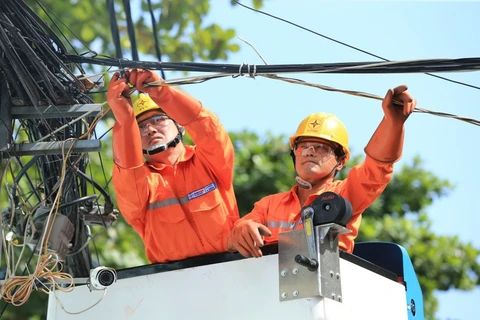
[113,106,239,263]
[239,156,394,253]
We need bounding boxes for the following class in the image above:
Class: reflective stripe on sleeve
[265,219,302,230]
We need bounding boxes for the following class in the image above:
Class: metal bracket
[278,223,350,302]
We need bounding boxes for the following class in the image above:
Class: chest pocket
[187,183,228,241]
[186,182,220,213]
[189,196,221,213]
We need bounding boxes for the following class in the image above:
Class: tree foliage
[24,0,257,62]
[230,130,294,215]
[1,1,478,320]
[356,157,480,316]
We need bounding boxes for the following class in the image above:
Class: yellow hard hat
[133,93,164,118]
[289,112,350,161]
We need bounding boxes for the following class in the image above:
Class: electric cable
[106,0,123,59]
[122,0,138,61]
[147,0,166,79]
[1,253,74,306]
[63,54,480,74]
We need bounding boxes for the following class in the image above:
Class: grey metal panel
[11,104,102,119]
[0,84,13,152]
[278,229,321,301]
[3,139,101,157]
[279,224,350,303]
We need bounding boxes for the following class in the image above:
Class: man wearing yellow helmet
[106,69,239,263]
[226,85,416,258]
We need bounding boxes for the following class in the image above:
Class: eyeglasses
[294,142,334,157]
[137,114,171,136]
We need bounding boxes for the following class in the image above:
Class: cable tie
[248,64,257,79]
[118,58,130,76]
[232,63,246,78]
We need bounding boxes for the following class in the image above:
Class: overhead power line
[64,55,480,76]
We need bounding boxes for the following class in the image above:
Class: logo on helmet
[133,93,163,118]
[308,119,322,129]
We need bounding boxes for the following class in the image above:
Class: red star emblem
[310,120,320,128]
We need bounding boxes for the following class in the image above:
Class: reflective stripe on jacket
[239,156,394,253]
[113,107,239,263]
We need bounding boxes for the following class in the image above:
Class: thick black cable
[2,16,59,103]
[30,0,73,55]
[33,0,91,75]
[67,225,111,258]
[11,156,42,205]
[147,0,166,79]
[63,55,480,74]
[0,15,41,105]
[73,168,114,213]
[0,0,85,134]
[57,194,99,211]
[232,0,480,91]
[122,0,139,61]
[15,0,82,91]
[87,133,111,190]
[106,0,123,59]
[0,48,29,105]
[0,76,14,152]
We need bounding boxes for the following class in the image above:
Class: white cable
[54,288,107,315]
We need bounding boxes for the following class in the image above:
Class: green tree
[356,157,480,317]
[24,0,264,63]
[230,130,294,215]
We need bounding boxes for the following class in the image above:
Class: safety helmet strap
[143,131,183,155]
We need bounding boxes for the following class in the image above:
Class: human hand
[107,72,133,124]
[127,69,164,99]
[226,220,272,258]
[382,85,416,124]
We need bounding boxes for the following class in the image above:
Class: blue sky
[172,1,478,319]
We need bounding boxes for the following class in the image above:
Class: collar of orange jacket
[147,146,195,170]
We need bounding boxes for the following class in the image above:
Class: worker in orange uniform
[107,69,239,263]
[226,85,416,258]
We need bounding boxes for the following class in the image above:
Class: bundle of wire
[1,253,74,306]
[0,0,113,293]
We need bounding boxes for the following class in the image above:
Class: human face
[136,111,178,149]
[293,138,341,182]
